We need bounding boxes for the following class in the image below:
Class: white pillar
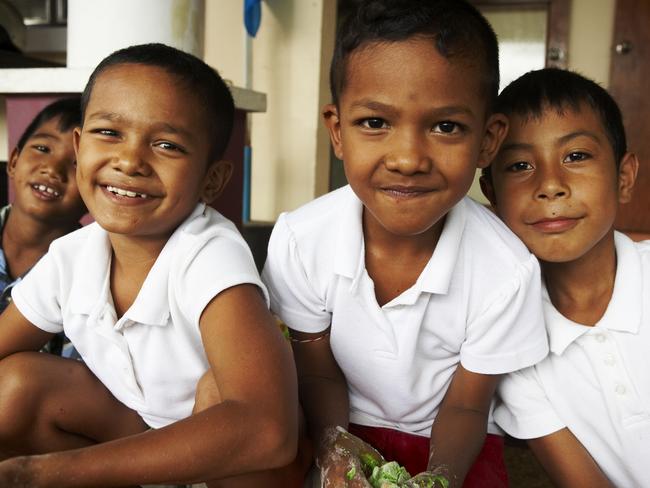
[67,0,205,68]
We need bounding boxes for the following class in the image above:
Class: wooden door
[609,0,650,236]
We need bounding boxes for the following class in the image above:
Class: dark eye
[433,121,461,134]
[92,128,118,137]
[506,161,533,172]
[564,152,589,163]
[360,118,388,130]
[156,141,187,153]
[32,144,50,154]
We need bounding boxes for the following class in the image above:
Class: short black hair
[16,96,81,151]
[330,0,500,110]
[493,68,626,168]
[81,43,235,162]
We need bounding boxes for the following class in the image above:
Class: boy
[262,1,549,486]
[0,43,303,487]
[1,97,87,356]
[481,68,646,487]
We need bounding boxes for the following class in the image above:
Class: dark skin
[297,38,507,487]
[3,117,86,280]
[482,104,640,487]
[0,64,302,487]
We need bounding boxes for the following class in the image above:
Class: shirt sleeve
[11,251,64,333]
[261,214,331,333]
[460,254,549,374]
[175,230,269,328]
[494,366,566,439]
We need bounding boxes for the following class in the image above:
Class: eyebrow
[86,111,193,138]
[349,99,475,118]
[557,130,602,145]
[500,130,603,153]
[29,132,60,141]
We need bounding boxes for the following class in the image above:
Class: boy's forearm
[299,374,350,455]
[528,430,615,488]
[427,406,488,487]
[24,400,296,487]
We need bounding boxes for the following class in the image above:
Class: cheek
[495,188,526,226]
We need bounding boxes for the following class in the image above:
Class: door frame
[470,0,571,68]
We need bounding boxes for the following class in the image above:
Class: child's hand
[402,468,451,488]
[318,426,384,488]
[0,456,40,488]
[320,453,372,488]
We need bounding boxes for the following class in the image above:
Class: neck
[108,233,167,271]
[542,230,617,326]
[363,211,443,261]
[3,207,77,251]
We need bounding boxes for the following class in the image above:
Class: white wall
[203,0,336,222]
[204,0,245,87]
[569,0,616,87]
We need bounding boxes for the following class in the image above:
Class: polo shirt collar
[332,187,466,297]
[417,197,466,295]
[545,232,642,355]
[69,204,206,328]
[333,187,364,281]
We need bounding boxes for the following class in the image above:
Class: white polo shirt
[494,232,650,487]
[262,186,548,436]
[13,203,267,429]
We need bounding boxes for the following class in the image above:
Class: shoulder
[268,186,356,265]
[280,185,355,239]
[461,197,532,263]
[47,223,101,257]
[171,205,257,269]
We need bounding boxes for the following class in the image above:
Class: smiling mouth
[530,217,581,233]
[381,186,433,198]
[105,185,149,199]
[31,183,60,198]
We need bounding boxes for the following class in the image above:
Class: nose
[535,166,569,200]
[384,130,432,175]
[39,153,72,183]
[113,140,151,177]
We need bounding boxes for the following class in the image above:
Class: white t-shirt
[13,203,267,428]
[262,186,548,436]
[494,232,650,487]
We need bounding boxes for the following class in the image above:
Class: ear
[479,174,498,208]
[200,160,234,203]
[73,126,82,159]
[476,113,508,169]
[617,151,639,204]
[323,104,344,160]
[7,147,20,178]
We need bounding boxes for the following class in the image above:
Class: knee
[193,370,222,414]
[0,354,43,440]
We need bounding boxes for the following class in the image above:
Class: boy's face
[74,64,229,242]
[484,104,637,263]
[323,38,506,239]
[9,116,86,224]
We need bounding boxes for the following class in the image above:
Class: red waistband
[348,423,508,488]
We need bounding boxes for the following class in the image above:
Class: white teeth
[33,184,60,197]
[106,185,148,199]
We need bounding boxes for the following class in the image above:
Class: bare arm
[7,284,299,487]
[291,328,349,457]
[0,303,53,359]
[528,428,614,488]
[427,365,500,487]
